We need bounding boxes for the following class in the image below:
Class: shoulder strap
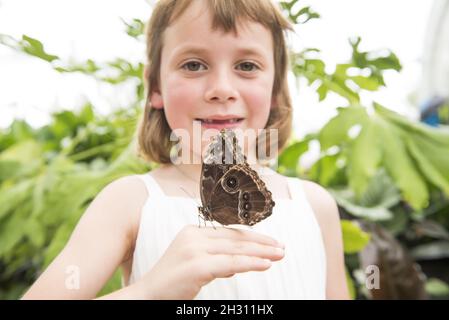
[135,173,166,198]
[286,177,308,202]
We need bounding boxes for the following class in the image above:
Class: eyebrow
[172,45,269,61]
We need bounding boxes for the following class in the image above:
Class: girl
[22,0,349,300]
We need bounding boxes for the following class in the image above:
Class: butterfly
[198,129,275,226]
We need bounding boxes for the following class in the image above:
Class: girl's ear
[144,65,164,109]
[150,90,164,109]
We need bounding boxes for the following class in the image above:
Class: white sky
[0,0,435,139]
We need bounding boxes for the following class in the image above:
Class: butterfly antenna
[197,214,202,228]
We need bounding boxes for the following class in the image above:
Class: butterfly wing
[208,163,275,226]
[199,129,244,218]
[200,163,227,209]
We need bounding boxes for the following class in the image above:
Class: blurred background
[0,0,448,299]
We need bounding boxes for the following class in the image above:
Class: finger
[202,226,284,248]
[208,254,272,279]
[206,238,284,261]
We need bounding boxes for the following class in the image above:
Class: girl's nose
[204,69,238,104]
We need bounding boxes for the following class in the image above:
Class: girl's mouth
[194,118,244,129]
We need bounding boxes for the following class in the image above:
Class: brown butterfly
[198,129,275,226]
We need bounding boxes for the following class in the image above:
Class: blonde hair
[138,0,294,164]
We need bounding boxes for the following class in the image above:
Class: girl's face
[149,0,276,160]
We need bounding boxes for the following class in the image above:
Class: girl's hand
[132,224,285,299]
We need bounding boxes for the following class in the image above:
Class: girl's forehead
[163,7,273,58]
[164,0,272,43]
[163,1,274,63]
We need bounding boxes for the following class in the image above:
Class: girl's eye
[237,62,259,72]
[182,61,202,71]
[180,61,259,72]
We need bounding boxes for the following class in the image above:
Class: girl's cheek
[164,77,202,128]
[242,84,272,128]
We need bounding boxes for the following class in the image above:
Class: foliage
[1,0,448,299]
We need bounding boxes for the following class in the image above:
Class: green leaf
[280,2,320,24]
[319,106,368,150]
[358,169,401,208]
[54,59,100,74]
[0,160,22,181]
[377,117,429,209]
[121,18,145,39]
[0,34,59,62]
[330,170,401,221]
[332,190,393,221]
[21,35,59,62]
[369,53,402,71]
[304,59,325,75]
[316,83,328,101]
[406,135,449,195]
[0,179,34,220]
[374,102,449,146]
[425,278,449,297]
[341,220,370,254]
[348,119,382,196]
[0,203,30,257]
[24,217,46,247]
[349,75,381,91]
[410,241,449,260]
[309,154,341,187]
[278,139,310,176]
[0,140,43,163]
[334,64,350,78]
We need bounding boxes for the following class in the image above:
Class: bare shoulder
[300,179,339,223]
[102,174,149,200]
[82,175,149,259]
[99,175,149,239]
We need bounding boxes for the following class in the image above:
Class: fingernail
[276,247,285,256]
[277,241,285,249]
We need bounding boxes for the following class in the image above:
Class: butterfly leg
[198,207,207,228]
[209,219,217,230]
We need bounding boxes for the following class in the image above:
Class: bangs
[169,0,291,36]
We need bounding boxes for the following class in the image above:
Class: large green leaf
[347,119,382,196]
[406,135,449,195]
[319,106,368,150]
[332,190,394,221]
[330,170,401,221]
[375,102,449,146]
[376,117,428,209]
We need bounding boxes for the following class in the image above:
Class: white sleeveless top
[127,171,327,299]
